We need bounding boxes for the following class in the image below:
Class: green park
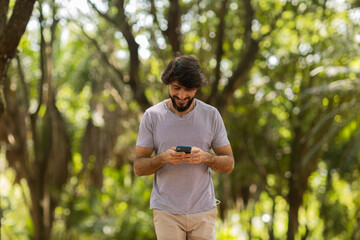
[0,0,359,239]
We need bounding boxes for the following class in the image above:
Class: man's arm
[134,146,187,176]
[186,145,234,173]
[207,144,234,173]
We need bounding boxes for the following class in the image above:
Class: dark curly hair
[161,54,207,89]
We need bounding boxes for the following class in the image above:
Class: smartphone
[176,145,192,154]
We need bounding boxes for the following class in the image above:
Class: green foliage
[0,158,32,240]
[52,165,155,240]
[2,0,360,239]
[308,164,360,239]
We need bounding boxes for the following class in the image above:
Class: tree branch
[0,0,9,34]
[89,0,150,111]
[148,0,162,32]
[79,24,125,94]
[16,55,29,110]
[0,0,36,58]
[147,0,168,61]
[164,0,181,54]
[148,0,182,55]
[208,0,229,105]
[216,0,258,114]
[0,0,36,118]
[33,2,46,118]
[216,0,290,115]
[88,0,118,26]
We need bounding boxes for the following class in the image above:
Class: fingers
[164,146,207,165]
[186,147,210,164]
[166,148,186,164]
[184,152,202,164]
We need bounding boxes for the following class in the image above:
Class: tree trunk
[208,0,228,106]
[81,106,120,188]
[287,177,304,240]
[286,104,328,240]
[164,0,181,54]
[29,177,47,240]
[0,0,36,118]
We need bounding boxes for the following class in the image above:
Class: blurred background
[0,0,360,239]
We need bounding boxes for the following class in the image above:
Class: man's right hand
[160,147,187,165]
[134,146,189,176]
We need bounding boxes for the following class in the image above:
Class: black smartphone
[176,145,192,154]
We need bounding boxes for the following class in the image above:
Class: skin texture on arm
[134,146,188,176]
[134,146,160,176]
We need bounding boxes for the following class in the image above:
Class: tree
[0,1,71,239]
[0,0,37,118]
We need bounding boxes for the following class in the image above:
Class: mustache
[173,96,190,101]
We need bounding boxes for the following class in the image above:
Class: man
[134,54,234,240]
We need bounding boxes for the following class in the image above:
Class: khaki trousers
[153,208,218,240]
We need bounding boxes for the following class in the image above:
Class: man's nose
[178,89,186,99]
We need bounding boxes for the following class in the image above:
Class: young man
[134,55,234,240]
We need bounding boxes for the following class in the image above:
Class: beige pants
[153,208,218,240]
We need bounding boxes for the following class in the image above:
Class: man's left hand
[184,146,213,164]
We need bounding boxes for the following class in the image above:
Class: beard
[169,94,195,112]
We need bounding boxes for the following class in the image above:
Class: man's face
[168,81,198,112]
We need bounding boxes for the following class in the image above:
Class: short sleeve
[211,109,230,149]
[136,111,155,148]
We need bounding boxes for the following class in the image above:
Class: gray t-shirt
[136,99,230,214]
